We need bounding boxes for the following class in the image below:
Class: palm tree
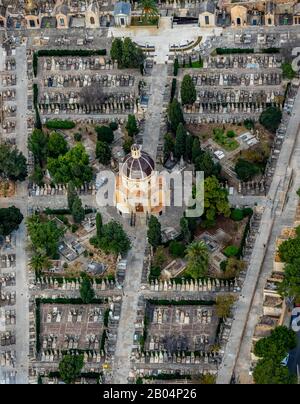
[29,253,50,276]
[139,0,159,22]
[185,240,209,279]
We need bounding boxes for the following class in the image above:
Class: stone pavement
[112,226,147,384]
[217,88,300,384]
[142,64,168,159]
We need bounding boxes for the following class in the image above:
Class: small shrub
[169,241,186,258]
[71,224,79,233]
[224,245,239,257]
[231,208,244,221]
[74,133,82,142]
[244,119,255,130]
[227,130,236,138]
[109,122,118,131]
[95,126,114,144]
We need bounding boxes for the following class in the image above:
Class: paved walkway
[217,89,300,384]
[112,227,147,383]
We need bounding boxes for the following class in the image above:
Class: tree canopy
[126,115,139,137]
[27,215,65,258]
[174,123,187,158]
[147,216,162,248]
[168,99,184,133]
[59,355,84,384]
[181,74,196,105]
[0,206,23,236]
[47,143,93,187]
[195,151,220,178]
[235,158,260,182]
[80,276,95,304]
[259,107,282,133]
[96,141,112,166]
[47,132,68,158]
[28,129,48,166]
[0,143,27,181]
[185,241,209,278]
[253,326,297,385]
[91,220,131,256]
[95,126,114,144]
[203,176,231,226]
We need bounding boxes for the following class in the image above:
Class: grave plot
[34,299,121,369]
[179,53,286,124]
[36,55,145,118]
[0,57,17,138]
[132,299,222,378]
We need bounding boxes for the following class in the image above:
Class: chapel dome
[121,144,155,181]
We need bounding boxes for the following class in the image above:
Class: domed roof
[121,145,155,180]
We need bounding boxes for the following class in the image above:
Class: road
[217,88,300,384]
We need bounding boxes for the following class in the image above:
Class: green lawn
[131,16,159,26]
[213,128,239,151]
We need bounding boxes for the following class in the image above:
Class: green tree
[147,215,162,248]
[126,115,139,136]
[168,99,184,133]
[80,276,95,304]
[47,132,68,158]
[282,62,296,80]
[0,144,27,181]
[231,208,244,221]
[223,245,239,258]
[110,38,123,66]
[169,241,186,258]
[0,206,23,236]
[253,358,297,385]
[259,107,282,133]
[67,182,77,211]
[123,137,134,154]
[216,294,236,319]
[185,135,194,162]
[221,257,245,279]
[174,123,187,158]
[203,176,231,226]
[254,326,297,362]
[139,0,159,22]
[181,74,196,105]
[185,241,209,278]
[163,133,175,159]
[235,158,260,182]
[278,233,300,263]
[47,143,93,187]
[96,141,112,166]
[30,165,44,186]
[91,220,131,255]
[195,151,220,178]
[29,253,50,275]
[95,126,114,144]
[180,217,191,244]
[192,137,201,163]
[59,355,84,384]
[122,38,144,69]
[96,212,103,238]
[71,196,85,224]
[28,129,48,166]
[26,215,65,258]
[278,259,300,300]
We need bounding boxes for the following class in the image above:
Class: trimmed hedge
[148,299,215,306]
[33,49,106,77]
[216,48,254,55]
[45,120,76,130]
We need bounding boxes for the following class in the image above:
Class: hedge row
[45,119,76,130]
[44,208,94,215]
[147,299,215,306]
[216,48,254,55]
